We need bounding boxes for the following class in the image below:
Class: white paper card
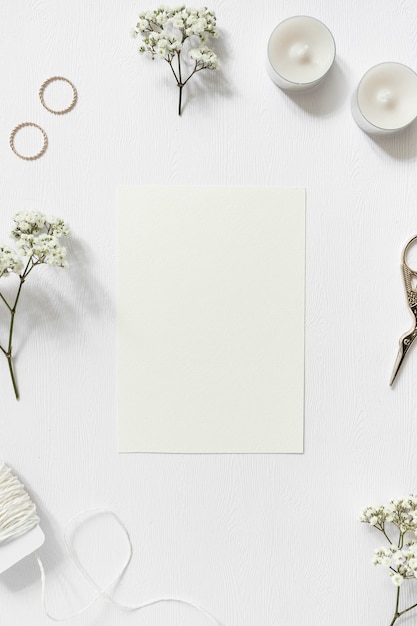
[0,526,44,574]
[118,187,305,453]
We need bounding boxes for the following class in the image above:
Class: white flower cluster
[9,211,70,269]
[0,247,23,279]
[360,496,417,533]
[133,5,217,38]
[139,31,183,57]
[359,505,388,528]
[361,496,417,588]
[132,5,219,67]
[373,543,417,586]
[189,44,219,69]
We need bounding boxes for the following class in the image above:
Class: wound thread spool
[0,462,40,542]
[0,464,221,625]
[0,461,45,575]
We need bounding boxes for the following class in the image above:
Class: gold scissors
[390,235,417,385]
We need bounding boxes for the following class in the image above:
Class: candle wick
[289,43,311,63]
[376,88,395,108]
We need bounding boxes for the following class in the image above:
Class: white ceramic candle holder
[352,62,417,135]
[266,16,336,93]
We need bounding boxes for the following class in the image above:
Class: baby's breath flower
[409,557,417,569]
[360,505,388,527]
[189,45,219,69]
[170,37,182,52]
[373,547,392,567]
[11,210,46,239]
[25,233,68,268]
[132,5,220,115]
[361,495,417,624]
[46,216,70,238]
[137,18,149,32]
[391,573,404,586]
[156,12,168,25]
[0,246,23,278]
[0,211,70,399]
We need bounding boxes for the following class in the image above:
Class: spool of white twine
[0,462,222,625]
[0,462,40,543]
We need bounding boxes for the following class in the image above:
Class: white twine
[0,464,222,625]
[0,462,39,543]
[36,508,222,624]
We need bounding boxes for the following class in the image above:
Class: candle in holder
[351,62,417,135]
[267,16,336,92]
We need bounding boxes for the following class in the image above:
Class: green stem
[178,85,183,116]
[389,587,401,626]
[182,62,199,87]
[399,601,417,618]
[177,51,183,116]
[167,58,179,83]
[375,523,393,545]
[175,63,206,115]
[1,259,31,400]
[6,353,19,400]
[0,292,11,312]
[387,587,417,626]
[5,279,24,401]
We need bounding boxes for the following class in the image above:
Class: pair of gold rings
[9,76,78,161]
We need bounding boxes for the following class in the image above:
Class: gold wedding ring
[9,123,48,161]
[39,76,78,115]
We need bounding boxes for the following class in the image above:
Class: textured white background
[1,1,417,625]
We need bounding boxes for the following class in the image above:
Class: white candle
[352,62,417,134]
[267,16,336,92]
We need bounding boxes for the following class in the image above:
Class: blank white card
[118,187,305,453]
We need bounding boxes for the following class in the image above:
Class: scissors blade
[390,330,417,386]
[390,345,407,386]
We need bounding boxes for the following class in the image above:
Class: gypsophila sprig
[0,211,70,400]
[131,5,220,115]
[360,495,417,626]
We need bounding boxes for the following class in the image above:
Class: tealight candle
[267,16,336,92]
[352,62,417,135]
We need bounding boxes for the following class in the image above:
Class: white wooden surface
[1,0,417,624]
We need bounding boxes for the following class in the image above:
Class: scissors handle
[403,235,417,264]
[402,235,417,312]
[402,265,417,312]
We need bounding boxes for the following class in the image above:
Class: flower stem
[386,586,417,626]
[0,292,11,312]
[4,280,24,400]
[0,260,31,400]
[6,353,19,400]
[177,51,183,116]
[178,84,183,116]
[389,587,401,626]
[399,601,417,619]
